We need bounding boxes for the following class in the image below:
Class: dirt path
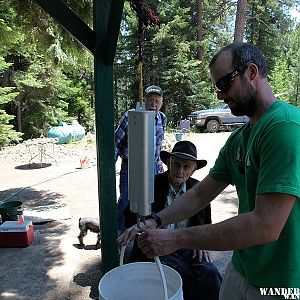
[0,140,101,300]
[0,132,238,299]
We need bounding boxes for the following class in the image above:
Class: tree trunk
[114,74,119,121]
[234,0,247,42]
[196,0,203,62]
[15,94,22,132]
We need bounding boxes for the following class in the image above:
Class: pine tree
[0,58,22,146]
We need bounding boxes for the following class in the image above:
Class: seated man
[122,141,222,300]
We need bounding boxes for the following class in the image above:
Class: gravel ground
[0,136,98,166]
[0,132,238,299]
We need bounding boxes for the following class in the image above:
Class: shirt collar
[168,179,186,196]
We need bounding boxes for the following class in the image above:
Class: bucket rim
[99,261,182,283]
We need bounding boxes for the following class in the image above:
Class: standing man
[115,85,167,233]
[119,43,300,298]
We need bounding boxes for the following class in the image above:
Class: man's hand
[117,219,157,246]
[137,229,179,258]
[193,249,212,262]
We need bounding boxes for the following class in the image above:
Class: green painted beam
[105,0,125,64]
[94,0,119,273]
[35,0,95,53]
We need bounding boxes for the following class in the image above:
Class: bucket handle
[120,244,168,300]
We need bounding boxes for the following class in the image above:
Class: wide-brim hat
[160,141,207,170]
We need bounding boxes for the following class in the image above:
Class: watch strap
[145,213,162,228]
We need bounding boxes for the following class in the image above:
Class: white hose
[119,244,126,266]
[120,244,168,300]
[154,256,168,300]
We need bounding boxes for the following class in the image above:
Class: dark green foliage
[0,0,299,144]
[245,0,300,107]
[0,58,22,146]
[114,0,233,125]
[0,0,94,143]
[245,0,294,71]
[269,23,300,106]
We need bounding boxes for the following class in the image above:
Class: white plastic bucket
[98,261,183,300]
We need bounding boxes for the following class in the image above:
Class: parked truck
[188,104,249,133]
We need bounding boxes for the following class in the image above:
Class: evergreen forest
[0,0,299,146]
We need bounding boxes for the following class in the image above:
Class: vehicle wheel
[206,120,220,133]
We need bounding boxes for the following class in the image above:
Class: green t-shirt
[210,100,300,288]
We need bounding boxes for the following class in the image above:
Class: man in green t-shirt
[118,43,300,299]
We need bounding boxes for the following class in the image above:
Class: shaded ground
[0,133,238,299]
[0,138,101,300]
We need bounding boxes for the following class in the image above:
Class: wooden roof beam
[35,0,95,53]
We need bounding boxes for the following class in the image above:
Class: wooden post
[94,0,122,273]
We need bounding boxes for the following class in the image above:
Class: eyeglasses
[145,98,162,105]
[214,69,239,94]
[214,65,249,94]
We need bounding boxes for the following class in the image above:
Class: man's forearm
[171,193,296,251]
[138,208,284,258]
[174,213,262,251]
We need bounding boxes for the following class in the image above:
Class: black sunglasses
[214,69,239,94]
[214,64,250,94]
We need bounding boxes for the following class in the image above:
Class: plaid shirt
[115,110,167,165]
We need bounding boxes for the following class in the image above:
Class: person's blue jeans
[159,249,222,300]
[117,162,128,232]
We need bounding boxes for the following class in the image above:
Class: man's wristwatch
[145,213,162,228]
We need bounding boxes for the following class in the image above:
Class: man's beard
[230,83,257,117]
[231,98,257,117]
